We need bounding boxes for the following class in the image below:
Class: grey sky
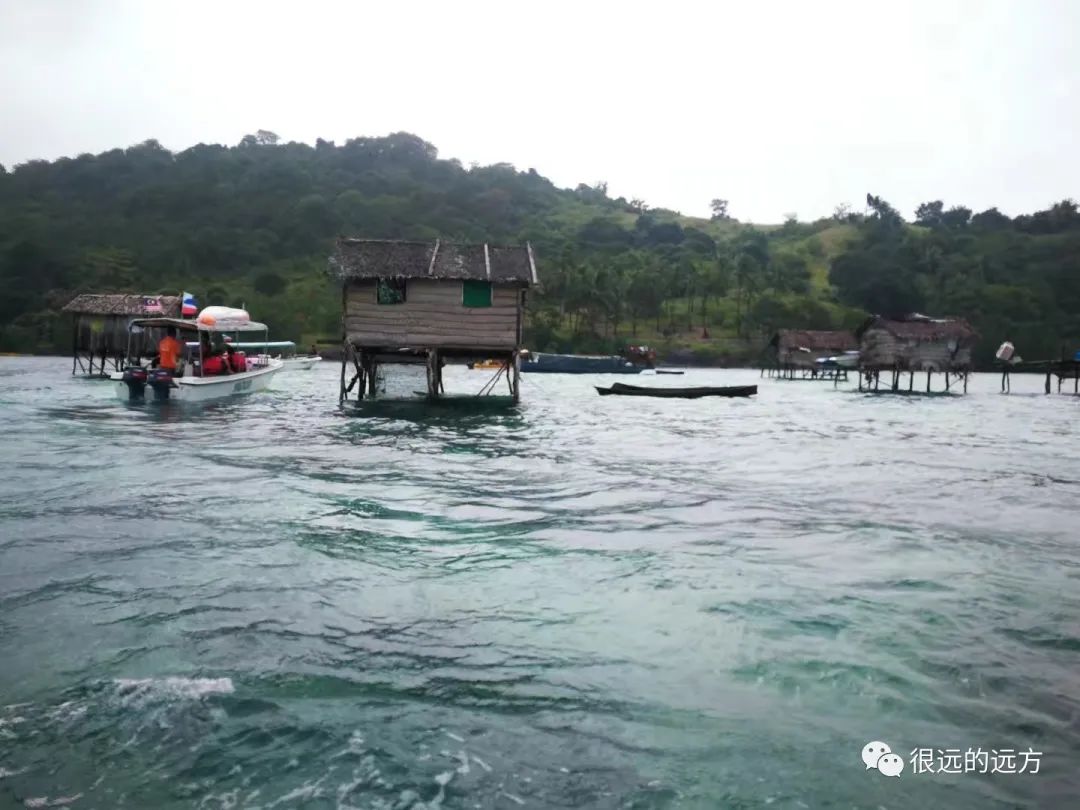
[1,0,1077,223]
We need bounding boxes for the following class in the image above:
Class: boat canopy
[185,340,294,350]
[128,317,270,333]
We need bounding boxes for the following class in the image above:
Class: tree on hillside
[941,206,972,229]
[709,198,730,220]
[914,200,944,227]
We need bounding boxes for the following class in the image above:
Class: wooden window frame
[376,278,407,305]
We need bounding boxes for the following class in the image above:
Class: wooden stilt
[908,371,914,392]
[963,372,968,394]
[945,372,951,392]
[1045,370,1052,395]
[926,370,931,392]
[368,359,378,398]
[339,344,348,403]
[512,352,521,404]
[426,350,439,398]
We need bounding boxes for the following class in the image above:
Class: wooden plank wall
[860,329,973,370]
[345,279,521,348]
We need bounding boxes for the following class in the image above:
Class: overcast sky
[1,0,1077,222]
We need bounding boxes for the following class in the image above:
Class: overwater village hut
[328,238,538,403]
[62,293,181,375]
[855,313,978,393]
[763,329,857,380]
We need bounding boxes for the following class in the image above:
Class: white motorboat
[111,307,283,403]
[817,350,860,369]
[281,355,322,371]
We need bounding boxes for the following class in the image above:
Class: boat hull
[595,383,757,398]
[112,360,283,403]
[521,353,643,374]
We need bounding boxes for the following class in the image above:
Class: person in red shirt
[157,327,184,374]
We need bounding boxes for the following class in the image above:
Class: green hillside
[1,132,1078,366]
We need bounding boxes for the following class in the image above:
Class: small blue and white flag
[181,291,197,317]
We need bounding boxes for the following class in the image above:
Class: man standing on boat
[157,327,184,376]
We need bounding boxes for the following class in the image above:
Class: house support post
[926,371,931,392]
[426,349,440,399]
[339,343,348,403]
[367,357,377,398]
[1045,370,1052,395]
[351,349,364,400]
[512,352,521,404]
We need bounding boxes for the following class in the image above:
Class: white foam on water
[444,731,465,743]
[500,792,525,806]
[1,767,29,778]
[470,755,492,773]
[455,751,470,776]
[114,677,235,700]
[24,798,80,809]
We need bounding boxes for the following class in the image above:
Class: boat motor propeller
[147,368,176,400]
[121,366,148,400]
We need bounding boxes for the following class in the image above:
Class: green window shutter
[462,280,492,308]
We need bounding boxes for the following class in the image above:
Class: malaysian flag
[142,296,164,314]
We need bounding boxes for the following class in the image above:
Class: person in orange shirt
[157,327,185,375]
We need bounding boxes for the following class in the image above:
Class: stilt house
[855,313,978,393]
[62,293,181,375]
[764,329,857,379]
[328,238,538,402]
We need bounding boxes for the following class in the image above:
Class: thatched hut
[62,293,181,375]
[763,329,857,379]
[328,238,537,402]
[855,313,978,393]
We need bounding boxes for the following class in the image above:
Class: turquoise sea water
[0,357,1077,809]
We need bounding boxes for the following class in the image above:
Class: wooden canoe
[595,383,757,398]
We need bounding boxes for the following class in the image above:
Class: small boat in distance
[468,359,505,370]
[520,351,642,374]
[595,382,757,398]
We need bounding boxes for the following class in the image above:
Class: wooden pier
[999,358,1080,394]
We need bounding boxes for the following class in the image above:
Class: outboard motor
[121,366,148,400]
[147,368,175,400]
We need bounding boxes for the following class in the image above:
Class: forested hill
[2,130,1079,366]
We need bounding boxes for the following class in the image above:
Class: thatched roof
[328,238,538,286]
[62,293,181,317]
[856,314,978,342]
[770,329,857,352]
